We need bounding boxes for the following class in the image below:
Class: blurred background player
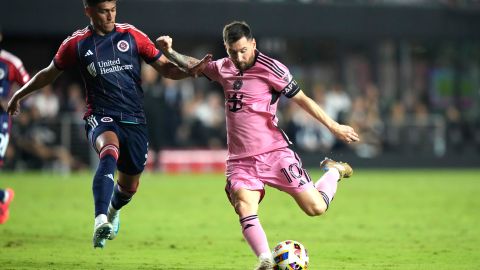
[7,0,208,248]
[0,28,30,224]
[157,21,359,270]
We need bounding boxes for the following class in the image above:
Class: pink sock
[240,215,270,256]
[315,169,340,209]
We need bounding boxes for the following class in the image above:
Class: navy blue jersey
[54,24,162,124]
[0,48,30,100]
[0,48,29,167]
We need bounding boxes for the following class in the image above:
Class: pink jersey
[203,50,300,160]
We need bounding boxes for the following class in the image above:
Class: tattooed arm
[155,36,211,76]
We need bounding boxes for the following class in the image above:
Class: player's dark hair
[223,21,253,44]
[83,0,116,7]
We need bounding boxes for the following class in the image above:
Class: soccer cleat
[107,208,120,240]
[320,158,353,180]
[0,188,15,224]
[255,256,274,270]
[93,222,113,248]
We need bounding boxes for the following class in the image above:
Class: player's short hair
[83,0,116,7]
[223,21,253,44]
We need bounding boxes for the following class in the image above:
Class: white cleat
[107,208,120,240]
[93,222,113,248]
[255,256,274,270]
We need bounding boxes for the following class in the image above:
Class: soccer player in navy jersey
[7,0,210,248]
[0,29,30,224]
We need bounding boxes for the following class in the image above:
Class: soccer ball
[272,240,309,270]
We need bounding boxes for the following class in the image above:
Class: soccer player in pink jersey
[7,0,210,248]
[157,20,359,270]
[0,29,30,224]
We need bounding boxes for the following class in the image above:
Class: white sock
[108,204,118,215]
[2,191,9,203]
[94,214,108,228]
[259,252,273,261]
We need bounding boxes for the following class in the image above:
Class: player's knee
[99,144,119,160]
[234,200,256,217]
[304,203,327,217]
[118,181,139,196]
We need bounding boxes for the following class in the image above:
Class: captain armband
[282,78,300,98]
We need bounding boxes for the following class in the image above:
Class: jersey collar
[88,24,117,38]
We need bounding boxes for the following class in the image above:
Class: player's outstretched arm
[151,53,212,80]
[155,36,212,77]
[291,90,360,143]
[7,61,62,116]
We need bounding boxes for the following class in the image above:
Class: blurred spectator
[444,105,464,153]
[9,107,84,172]
[347,83,384,158]
[285,86,336,152]
[324,82,352,123]
[407,101,431,154]
[191,91,226,148]
[61,83,86,119]
[385,101,407,153]
[27,85,59,120]
[143,63,163,154]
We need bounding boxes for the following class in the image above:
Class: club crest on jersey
[233,79,243,91]
[117,40,130,52]
[101,117,113,123]
[87,62,97,77]
[0,68,5,80]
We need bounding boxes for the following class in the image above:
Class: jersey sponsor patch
[87,62,97,77]
[117,40,130,52]
[101,117,114,123]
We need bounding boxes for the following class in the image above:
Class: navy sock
[92,155,116,217]
[0,189,5,203]
[111,184,134,210]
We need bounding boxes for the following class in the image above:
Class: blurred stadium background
[1,1,480,269]
[2,0,480,173]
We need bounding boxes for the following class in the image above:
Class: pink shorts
[225,147,314,203]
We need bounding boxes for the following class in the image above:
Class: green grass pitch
[0,169,479,269]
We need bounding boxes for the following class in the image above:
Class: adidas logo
[85,50,93,57]
[104,174,114,181]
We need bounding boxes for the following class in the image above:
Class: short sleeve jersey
[202,50,301,160]
[0,49,30,99]
[54,23,162,124]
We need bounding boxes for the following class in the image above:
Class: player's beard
[235,57,254,71]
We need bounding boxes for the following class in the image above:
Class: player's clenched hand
[7,95,21,116]
[332,124,360,143]
[188,54,212,77]
[155,36,173,53]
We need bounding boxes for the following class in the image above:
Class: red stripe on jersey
[55,27,92,70]
[0,50,30,85]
